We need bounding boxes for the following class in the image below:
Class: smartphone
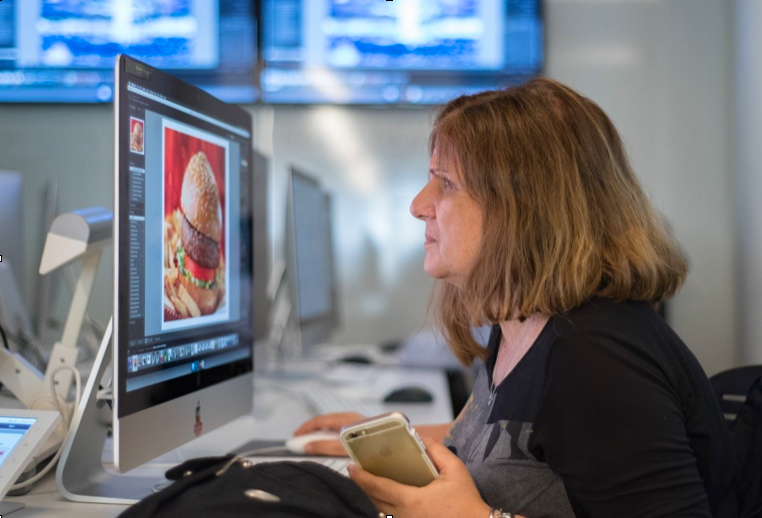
[340,412,438,487]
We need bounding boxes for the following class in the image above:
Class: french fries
[177,283,201,318]
[163,210,222,320]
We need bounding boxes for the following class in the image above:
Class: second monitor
[285,167,339,355]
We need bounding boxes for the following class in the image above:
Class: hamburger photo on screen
[163,125,229,327]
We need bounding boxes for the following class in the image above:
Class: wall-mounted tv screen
[260,0,543,104]
[0,0,257,103]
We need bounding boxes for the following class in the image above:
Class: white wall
[542,0,737,375]
[0,104,114,343]
[0,0,739,374]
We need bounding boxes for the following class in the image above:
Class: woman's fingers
[420,436,461,473]
[293,412,364,436]
[348,464,412,506]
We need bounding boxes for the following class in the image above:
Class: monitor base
[55,318,160,504]
[0,502,25,515]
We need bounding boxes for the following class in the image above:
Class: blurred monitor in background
[0,0,257,103]
[251,150,271,342]
[260,0,544,104]
[0,171,23,277]
[0,170,33,343]
[285,167,339,354]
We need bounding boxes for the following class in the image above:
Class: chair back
[710,366,762,517]
[709,365,762,426]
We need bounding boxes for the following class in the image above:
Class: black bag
[118,455,380,518]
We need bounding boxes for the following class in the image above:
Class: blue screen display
[0,0,543,105]
[0,0,257,103]
[261,0,543,104]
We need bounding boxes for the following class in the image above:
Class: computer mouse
[285,430,341,454]
[379,339,403,353]
[338,354,373,365]
[383,386,434,404]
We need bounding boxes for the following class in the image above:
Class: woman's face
[410,150,483,287]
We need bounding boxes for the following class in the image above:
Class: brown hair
[431,78,687,366]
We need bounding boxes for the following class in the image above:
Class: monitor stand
[55,318,160,504]
[0,502,25,515]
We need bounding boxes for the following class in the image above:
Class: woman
[295,78,737,517]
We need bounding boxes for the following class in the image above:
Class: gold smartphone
[340,412,438,487]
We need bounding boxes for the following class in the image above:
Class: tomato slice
[184,252,216,283]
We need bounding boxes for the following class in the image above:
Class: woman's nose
[410,182,435,221]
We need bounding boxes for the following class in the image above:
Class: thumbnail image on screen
[162,121,230,331]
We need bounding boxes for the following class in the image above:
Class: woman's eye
[443,178,454,189]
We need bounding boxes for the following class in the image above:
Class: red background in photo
[130,118,143,138]
[164,127,226,252]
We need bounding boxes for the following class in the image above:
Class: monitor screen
[0,0,257,103]
[260,0,543,104]
[115,56,253,419]
[286,168,338,350]
[0,172,24,286]
[0,416,35,470]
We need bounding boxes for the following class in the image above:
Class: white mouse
[285,430,341,454]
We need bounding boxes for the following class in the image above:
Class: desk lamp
[0,207,111,455]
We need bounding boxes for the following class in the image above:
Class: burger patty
[180,213,220,269]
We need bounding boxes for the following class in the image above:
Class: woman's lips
[425,234,437,245]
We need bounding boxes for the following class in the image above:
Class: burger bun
[178,273,220,316]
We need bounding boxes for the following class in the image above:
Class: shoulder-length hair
[432,77,687,365]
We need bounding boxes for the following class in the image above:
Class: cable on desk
[9,364,82,491]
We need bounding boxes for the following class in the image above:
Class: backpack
[118,455,380,518]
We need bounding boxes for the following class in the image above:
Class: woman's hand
[348,437,491,518]
[292,412,365,456]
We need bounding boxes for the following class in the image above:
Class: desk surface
[4,364,453,517]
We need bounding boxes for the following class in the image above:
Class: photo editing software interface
[261,0,543,104]
[122,78,252,409]
[0,0,257,102]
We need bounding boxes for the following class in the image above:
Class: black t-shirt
[444,297,737,517]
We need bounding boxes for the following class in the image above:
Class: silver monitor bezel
[113,55,253,473]
[285,166,339,354]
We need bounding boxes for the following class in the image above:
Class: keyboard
[303,388,373,416]
[320,363,376,383]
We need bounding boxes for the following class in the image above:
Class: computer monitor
[113,55,254,472]
[285,167,339,354]
[0,0,258,103]
[0,171,24,285]
[260,0,544,104]
[0,171,34,343]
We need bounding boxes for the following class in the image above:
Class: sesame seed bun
[180,151,222,243]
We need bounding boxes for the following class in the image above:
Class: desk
[3,365,453,516]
